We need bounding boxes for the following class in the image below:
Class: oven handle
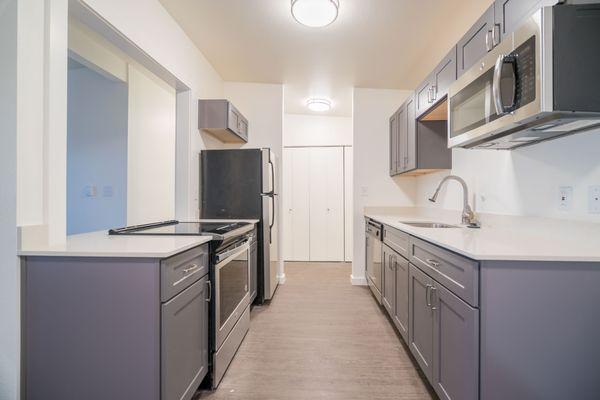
[215,241,250,268]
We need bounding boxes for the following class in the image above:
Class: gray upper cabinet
[162,277,209,400]
[408,263,434,383]
[405,96,417,172]
[432,283,479,400]
[198,99,249,143]
[457,4,498,77]
[432,47,457,104]
[416,74,435,118]
[389,113,399,176]
[495,0,542,39]
[397,105,408,173]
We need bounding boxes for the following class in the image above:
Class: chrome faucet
[429,175,481,228]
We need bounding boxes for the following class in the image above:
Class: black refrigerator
[200,148,279,303]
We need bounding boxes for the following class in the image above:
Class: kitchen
[2,0,600,399]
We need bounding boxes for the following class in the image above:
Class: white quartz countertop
[18,219,258,258]
[365,208,600,262]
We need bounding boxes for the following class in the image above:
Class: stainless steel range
[109,220,256,388]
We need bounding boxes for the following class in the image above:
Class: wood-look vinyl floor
[195,262,436,400]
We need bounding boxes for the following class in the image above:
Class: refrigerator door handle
[268,159,275,194]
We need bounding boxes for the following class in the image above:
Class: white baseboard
[277,273,286,284]
[350,275,368,286]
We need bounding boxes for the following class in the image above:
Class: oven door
[448,8,544,148]
[214,239,251,350]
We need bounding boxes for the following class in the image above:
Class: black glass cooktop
[108,220,251,236]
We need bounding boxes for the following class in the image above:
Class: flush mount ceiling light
[306,98,332,112]
[291,0,339,28]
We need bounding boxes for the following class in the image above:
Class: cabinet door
[457,4,496,77]
[416,75,434,117]
[432,283,479,400]
[309,147,345,261]
[161,277,209,400]
[382,246,395,317]
[394,255,409,341]
[397,105,407,173]
[433,47,457,102]
[389,113,398,176]
[283,148,310,261]
[409,264,434,382]
[405,95,417,172]
[227,104,239,133]
[238,117,248,140]
[495,0,541,39]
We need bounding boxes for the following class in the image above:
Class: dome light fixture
[291,0,340,28]
[306,98,332,112]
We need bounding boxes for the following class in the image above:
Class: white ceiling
[159,0,491,116]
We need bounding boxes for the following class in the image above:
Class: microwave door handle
[492,54,506,116]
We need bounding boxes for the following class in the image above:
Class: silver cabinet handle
[426,284,432,307]
[485,29,492,51]
[205,280,212,302]
[426,87,431,104]
[430,286,438,310]
[426,258,441,268]
[183,264,199,274]
[431,85,437,102]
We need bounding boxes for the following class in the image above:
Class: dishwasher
[365,218,383,304]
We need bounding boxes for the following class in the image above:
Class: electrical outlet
[589,185,600,214]
[558,186,573,211]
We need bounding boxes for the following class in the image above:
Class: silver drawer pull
[426,284,432,307]
[173,264,202,286]
[183,264,200,274]
[426,259,441,268]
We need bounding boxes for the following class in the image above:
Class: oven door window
[219,250,249,329]
[450,68,499,138]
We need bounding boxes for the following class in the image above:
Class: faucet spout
[428,175,481,228]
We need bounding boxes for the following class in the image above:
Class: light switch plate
[589,185,600,214]
[558,186,572,211]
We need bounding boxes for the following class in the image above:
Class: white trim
[350,274,367,286]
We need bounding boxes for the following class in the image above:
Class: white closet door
[309,147,344,262]
[283,148,310,261]
[344,147,353,262]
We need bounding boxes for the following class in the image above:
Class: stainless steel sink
[400,222,461,228]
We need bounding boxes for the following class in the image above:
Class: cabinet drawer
[161,244,209,302]
[383,225,410,258]
[409,237,478,307]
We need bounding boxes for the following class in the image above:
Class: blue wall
[67,62,128,235]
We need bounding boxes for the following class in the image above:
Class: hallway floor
[196,262,435,400]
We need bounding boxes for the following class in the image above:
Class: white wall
[127,64,177,224]
[222,82,285,280]
[67,65,128,235]
[283,114,352,147]
[352,88,416,284]
[0,1,19,398]
[416,131,600,223]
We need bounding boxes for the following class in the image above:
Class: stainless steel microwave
[448,4,600,150]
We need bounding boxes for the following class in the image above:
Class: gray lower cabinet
[383,245,410,342]
[382,245,395,315]
[432,282,479,400]
[408,263,435,383]
[457,4,497,77]
[495,0,542,40]
[22,244,210,400]
[162,276,209,400]
[393,254,409,341]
